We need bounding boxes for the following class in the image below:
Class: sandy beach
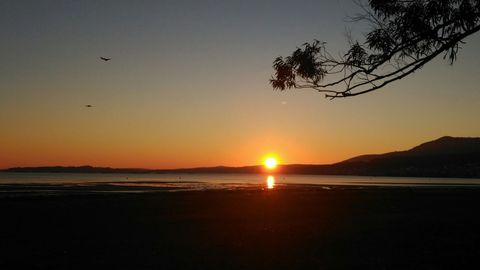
[1,184,479,269]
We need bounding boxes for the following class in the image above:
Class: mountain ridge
[3,136,480,178]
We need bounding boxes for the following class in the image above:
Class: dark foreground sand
[1,184,480,269]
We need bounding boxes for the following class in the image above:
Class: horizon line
[0,163,334,172]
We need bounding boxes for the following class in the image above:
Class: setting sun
[264,157,278,170]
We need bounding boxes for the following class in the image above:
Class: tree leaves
[271,0,480,98]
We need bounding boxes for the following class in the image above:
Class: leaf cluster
[271,0,480,98]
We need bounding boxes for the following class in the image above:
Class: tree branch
[271,0,480,99]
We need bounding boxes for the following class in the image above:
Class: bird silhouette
[85,105,93,108]
[100,57,111,61]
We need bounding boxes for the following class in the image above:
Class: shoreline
[2,181,480,197]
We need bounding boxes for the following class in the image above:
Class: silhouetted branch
[271,0,480,99]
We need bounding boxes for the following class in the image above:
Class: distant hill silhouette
[312,136,480,178]
[342,136,480,163]
[2,165,263,174]
[4,136,480,178]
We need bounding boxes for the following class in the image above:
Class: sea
[1,172,480,191]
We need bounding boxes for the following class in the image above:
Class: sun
[264,157,278,170]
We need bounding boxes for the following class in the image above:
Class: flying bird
[100,57,111,61]
[85,105,93,108]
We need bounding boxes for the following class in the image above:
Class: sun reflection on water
[266,175,275,189]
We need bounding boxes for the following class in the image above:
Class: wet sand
[1,185,480,269]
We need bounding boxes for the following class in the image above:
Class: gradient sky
[1,0,480,169]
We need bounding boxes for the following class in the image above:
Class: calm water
[1,172,480,188]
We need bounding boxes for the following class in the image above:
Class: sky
[1,0,480,169]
